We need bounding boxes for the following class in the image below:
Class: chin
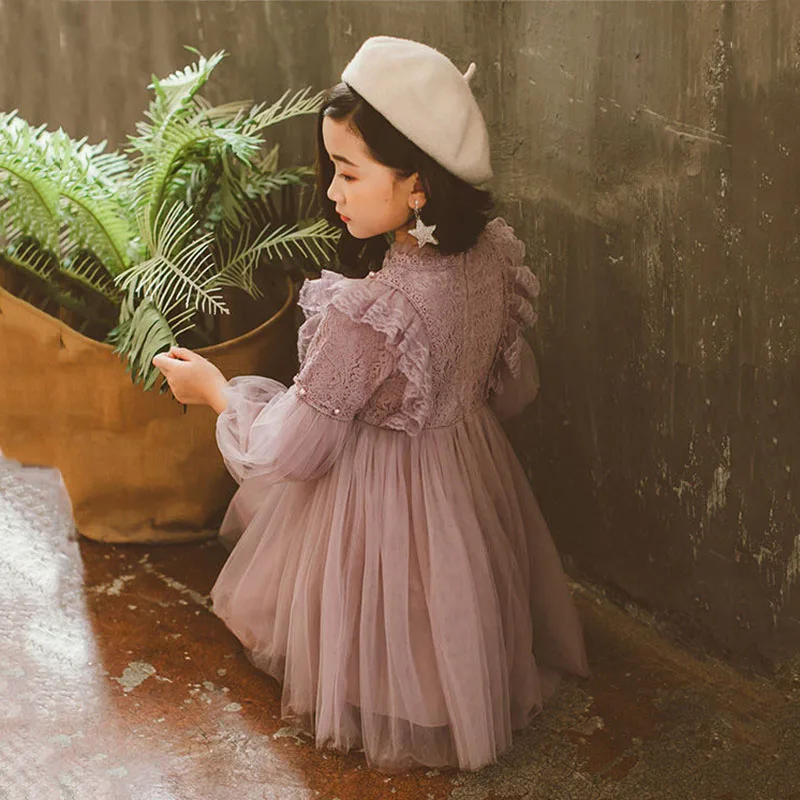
[345,226,371,240]
[343,222,387,241]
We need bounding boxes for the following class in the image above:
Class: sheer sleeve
[487,219,542,421]
[215,300,395,485]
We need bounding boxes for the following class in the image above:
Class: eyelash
[330,160,355,182]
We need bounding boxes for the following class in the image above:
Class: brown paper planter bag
[0,279,298,544]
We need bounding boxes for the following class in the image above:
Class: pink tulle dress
[209,217,591,773]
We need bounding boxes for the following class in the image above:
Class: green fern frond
[210,126,263,165]
[127,162,156,202]
[130,119,262,218]
[3,238,116,328]
[256,142,281,174]
[0,116,135,278]
[211,228,263,298]
[115,201,228,317]
[0,117,61,250]
[4,233,58,282]
[211,155,251,234]
[247,165,315,196]
[0,163,60,251]
[60,250,125,304]
[108,296,189,390]
[87,150,132,186]
[212,217,339,295]
[242,86,326,137]
[53,139,135,274]
[107,285,200,390]
[58,191,134,276]
[190,96,252,126]
[126,49,228,169]
[211,164,316,240]
[149,48,228,119]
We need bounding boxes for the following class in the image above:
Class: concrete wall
[3,0,798,671]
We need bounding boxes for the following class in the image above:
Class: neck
[390,211,418,245]
[389,235,432,257]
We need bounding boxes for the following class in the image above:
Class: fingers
[169,346,193,361]
[152,346,191,369]
[152,353,178,375]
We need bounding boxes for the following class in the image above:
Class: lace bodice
[293,217,540,434]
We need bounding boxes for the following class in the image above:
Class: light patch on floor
[87,573,137,597]
[138,554,212,610]
[114,661,157,693]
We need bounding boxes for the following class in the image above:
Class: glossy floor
[1,453,797,800]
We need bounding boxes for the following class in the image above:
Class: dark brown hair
[315,82,495,277]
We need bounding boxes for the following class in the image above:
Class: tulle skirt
[209,402,590,773]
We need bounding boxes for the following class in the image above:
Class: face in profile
[322,116,422,243]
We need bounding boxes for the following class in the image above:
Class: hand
[151,346,227,408]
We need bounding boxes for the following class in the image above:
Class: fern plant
[0,45,340,393]
[0,112,138,329]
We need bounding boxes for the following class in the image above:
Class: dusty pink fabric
[210,217,590,773]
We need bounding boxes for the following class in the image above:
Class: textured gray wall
[2,0,798,671]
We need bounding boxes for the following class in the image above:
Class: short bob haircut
[315,82,495,277]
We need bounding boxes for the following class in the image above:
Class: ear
[408,186,427,211]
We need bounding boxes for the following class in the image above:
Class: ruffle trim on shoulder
[486,219,542,395]
[296,269,348,366]
[298,268,347,320]
[297,270,432,435]
[484,216,526,269]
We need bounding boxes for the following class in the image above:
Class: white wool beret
[341,35,493,186]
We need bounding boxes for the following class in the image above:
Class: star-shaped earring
[408,200,438,247]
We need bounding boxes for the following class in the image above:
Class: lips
[338,212,350,222]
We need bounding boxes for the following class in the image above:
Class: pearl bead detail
[333,408,341,415]
[298,387,307,396]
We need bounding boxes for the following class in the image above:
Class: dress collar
[381,234,461,271]
[376,218,507,273]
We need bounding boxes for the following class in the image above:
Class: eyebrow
[330,154,360,168]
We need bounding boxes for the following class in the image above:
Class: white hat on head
[340,35,493,186]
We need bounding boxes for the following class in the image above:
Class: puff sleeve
[215,280,396,485]
[487,220,542,421]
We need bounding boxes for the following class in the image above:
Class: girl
[153,35,591,774]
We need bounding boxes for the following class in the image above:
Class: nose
[326,175,340,204]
